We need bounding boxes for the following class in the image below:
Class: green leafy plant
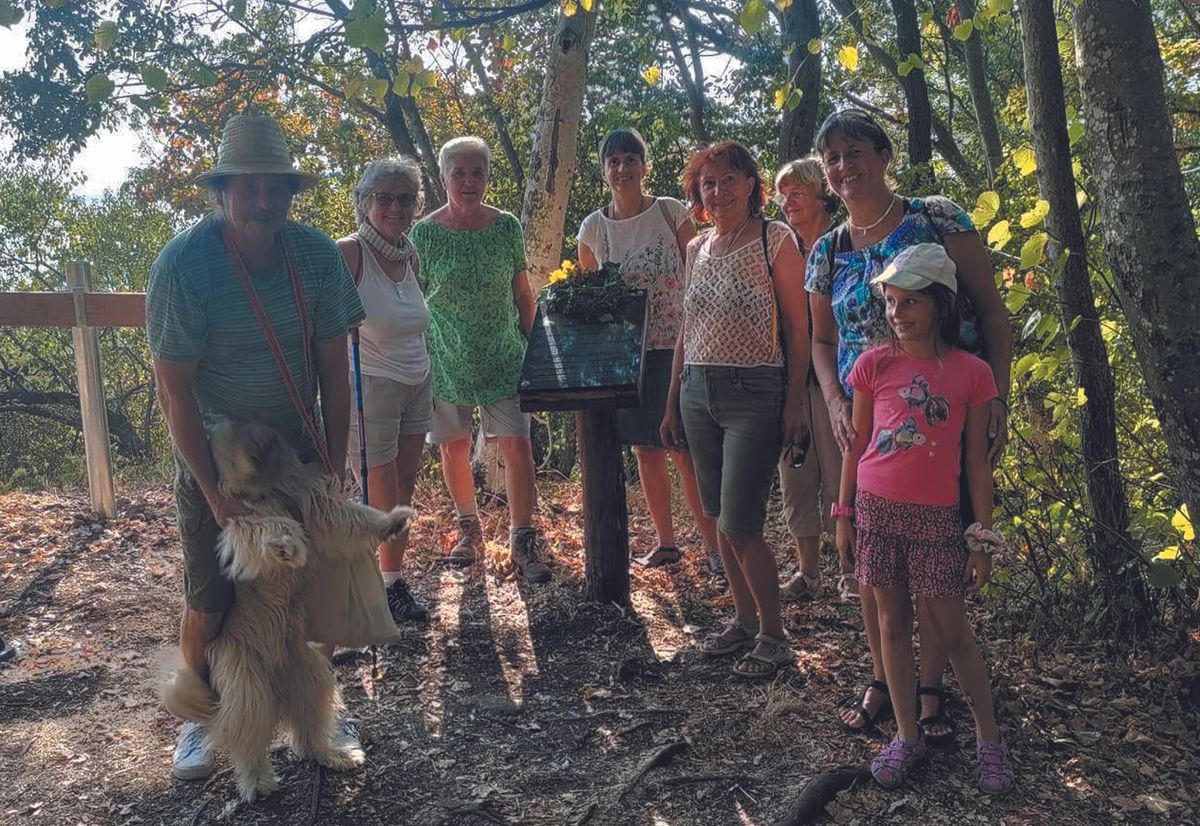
[539,260,635,321]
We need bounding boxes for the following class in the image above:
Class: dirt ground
[1,481,1197,825]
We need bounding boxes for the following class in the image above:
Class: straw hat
[195,110,320,191]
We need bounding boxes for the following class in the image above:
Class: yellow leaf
[1019,198,1050,228]
[773,87,787,110]
[1155,546,1181,561]
[1012,145,1037,176]
[1074,387,1087,407]
[953,20,974,40]
[807,37,822,54]
[1018,231,1048,269]
[642,65,662,86]
[986,219,1012,251]
[971,190,1001,227]
[775,0,794,10]
[837,44,859,71]
[562,0,578,16]
[1076,189,1088,208]
[1173,506,1195,541]
[580,0,595,9]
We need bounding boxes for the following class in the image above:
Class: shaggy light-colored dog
[161,418,411,801]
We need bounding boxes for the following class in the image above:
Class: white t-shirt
[577,196,690,350]
[350,242,431,384]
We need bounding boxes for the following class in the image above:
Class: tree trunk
[519,7,597,290]
[463,37,526,191]
[957,0,1004,181]
[889,0,935,192]
[1074,0,1200,535]
[661,7,711,144]
[778,0,821,162]
[1020,0,1152,629]
[578,409,630,606]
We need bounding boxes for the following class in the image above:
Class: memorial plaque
[518,290,648,413]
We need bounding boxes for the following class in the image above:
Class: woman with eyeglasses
[337,156,432,624]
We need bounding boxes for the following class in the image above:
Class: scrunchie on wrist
[965,522,1005,555]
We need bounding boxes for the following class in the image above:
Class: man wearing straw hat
[146,109,366,782]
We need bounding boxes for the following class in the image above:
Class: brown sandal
[699,621,756,657]
[732,633,792,680]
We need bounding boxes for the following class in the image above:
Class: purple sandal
[870,734,927,789]
[976,739,1014,794]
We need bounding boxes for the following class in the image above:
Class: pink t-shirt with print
[848,345,997,507]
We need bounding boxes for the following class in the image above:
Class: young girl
[832,243,1012,792]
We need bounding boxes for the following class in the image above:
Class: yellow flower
[548,268,567,284]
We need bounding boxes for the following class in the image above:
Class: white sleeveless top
[576,197,689,350]
[682,221,794,367]
[351,241,430,384]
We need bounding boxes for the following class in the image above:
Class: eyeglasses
[371,192,418,209]
[772,189,814,206]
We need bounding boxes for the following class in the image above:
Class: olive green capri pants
[679,364,784,537]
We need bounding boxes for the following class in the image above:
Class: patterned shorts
[854,489,968,598]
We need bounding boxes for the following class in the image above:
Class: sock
[510,525,534,537]
[381,571,402,586]
[455,504,478,519]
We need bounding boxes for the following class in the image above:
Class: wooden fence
[0,262,146,519]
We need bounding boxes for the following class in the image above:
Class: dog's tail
[160,661,216,724]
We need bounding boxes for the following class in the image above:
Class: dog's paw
[380,506,414,541]
[266,534,308,568]
[236,772,278,803]
[318,745,366,772]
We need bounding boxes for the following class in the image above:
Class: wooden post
[66,261,116,519]
[577,408,629,606]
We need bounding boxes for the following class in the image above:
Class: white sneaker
[172,721,215,780]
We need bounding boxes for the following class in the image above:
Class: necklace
[710,212,754,257]
[849,195,898,233]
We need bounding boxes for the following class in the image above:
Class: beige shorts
[349,373,433,468]
[778,382,842,539]
[428,395,531,445]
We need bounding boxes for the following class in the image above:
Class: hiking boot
[511,528,552,584]
[385,577,428,623]
[445,514,482,567]
[172,721,215,781]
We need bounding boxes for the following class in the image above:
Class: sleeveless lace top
[682,220,794,367]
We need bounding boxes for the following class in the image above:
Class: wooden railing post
[66,261,116,519]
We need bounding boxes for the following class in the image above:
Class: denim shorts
[679,364,784,536]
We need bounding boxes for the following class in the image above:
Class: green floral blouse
[409,212,528,406]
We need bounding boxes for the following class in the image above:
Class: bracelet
[964,522,1004,555]
[830,502,855,520]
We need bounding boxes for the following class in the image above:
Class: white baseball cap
[871,243,958,294]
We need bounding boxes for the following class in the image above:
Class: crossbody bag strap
[224,230,334,475]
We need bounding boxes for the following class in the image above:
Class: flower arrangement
[539,260,637,321]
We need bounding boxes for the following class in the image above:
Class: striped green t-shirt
[146,214,366,449]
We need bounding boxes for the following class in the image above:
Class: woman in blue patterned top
[807,110,1012,746]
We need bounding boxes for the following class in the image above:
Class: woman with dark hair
[808,109,1012,745]
[577,128,720,572]
[661,141,811,679]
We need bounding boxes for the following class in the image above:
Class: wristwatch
[830,502,855,520]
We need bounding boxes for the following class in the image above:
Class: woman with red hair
[661,142,811,679]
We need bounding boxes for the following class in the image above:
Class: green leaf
[365,77,389,102]
[84,74,116,102]
[837,44,859,71]
[94,21,119,51]
[346,2,388,54]
[971,190,1001,227]
[897,56,913,77]
[1173,505,1195,541]
[1019,198,1050,228]
[190,65,219,87]
[393,70,411,93]
[228,0,247,20]
[343,76,366,99]
[1019,231,1049,269]
[986,219,1011,250]
[1021,309,1042,340]
[430,3,446,24]
[1013,352,1040,378]
[1004,285,1031,313]
[1148,561,1182,588]
[0,1,25,28]
[785,88,802,111]
[1012,145,1037,176]
[807,37,823,54]
[141,66,169,92]
[740,0,767,36]
[1067,119,1085,146]
[952,20,974,40]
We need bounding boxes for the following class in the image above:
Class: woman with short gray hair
[337,156,432,623]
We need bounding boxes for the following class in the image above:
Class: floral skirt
[855,489,968,598]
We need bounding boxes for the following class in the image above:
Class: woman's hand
[964,550,993,595]
[660,407,685,453]
[207,489,250,530]
[986,398,1008,467]
[828,394,856,453]
[835,517,856,564]
[782,395,811,454]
